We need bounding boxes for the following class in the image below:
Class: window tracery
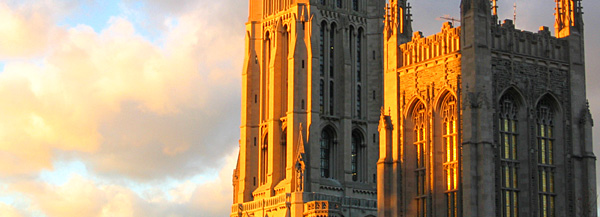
[537,98,556,217]
[499,94,519,217]
[442,95,458,217]
[413,102,427,217]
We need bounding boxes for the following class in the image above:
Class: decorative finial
[492,0,498,16]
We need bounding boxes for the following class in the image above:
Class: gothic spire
[385,0,412,42]
[555,0,584,38]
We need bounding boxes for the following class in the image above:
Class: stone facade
[378,0,596,217]
[232,1,384,216]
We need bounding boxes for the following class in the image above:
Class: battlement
[491,20,569,62]
[399,22,461,67]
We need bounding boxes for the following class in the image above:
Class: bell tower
[232,1,385,216]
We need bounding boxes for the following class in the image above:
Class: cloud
[0,202,24,217]
[0,0,245,181]
[8,148,237,217]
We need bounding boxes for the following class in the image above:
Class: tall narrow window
[413,103,427,217]
[282,26,289,115]
[329,81,334,115]
[537,98,555,217]
[442,95,458,217]
[352,0,359,11]
[320,22,326,77]
[499,94,519,217]
[263,33,271,122]
[356,85,362,119]
[321,128,334,178]
[320,0,326,5]
[356,29,363,82]
[281,129,287,180]
[336,0,342,8]
[261,134,269,185]
[329,24,336,78]
[320,80,325,113]
[351,130,363,181]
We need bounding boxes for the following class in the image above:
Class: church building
[378,0,596,216]
[231,0,384,216]
[231,0,597,217]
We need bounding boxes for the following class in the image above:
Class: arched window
[499,92,520,217]
[413,102,427,217]
[351,130,364,181]
[261,134,269,185]
[537,96,556,217]
[263,32,271,122]
[329,23,336,78]
[442,95,458,217]
[281,26,289,115]
[281,129,287,180]
[319,22,326,77]
[356,28,363,83]
[320,127,335,178]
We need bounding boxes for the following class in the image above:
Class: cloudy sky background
[0,0,597,216]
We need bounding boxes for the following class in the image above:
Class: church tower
[378,0,596,216]
[232,1,385,216]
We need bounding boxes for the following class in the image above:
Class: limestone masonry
[232,0,596,216]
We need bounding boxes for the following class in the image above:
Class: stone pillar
[460,0,496,216]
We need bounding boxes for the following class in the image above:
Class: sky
[0,1,598,217]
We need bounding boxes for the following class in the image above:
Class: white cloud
[0,202,24,217]
[8,148,237,217]
[0,0,245,180]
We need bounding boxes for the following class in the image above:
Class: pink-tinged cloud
[0,0,245,179]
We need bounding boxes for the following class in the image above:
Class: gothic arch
[404,99,428,216]
[404,96,427,117]
[534,92,564,217]
[433,90,457,112]
[498,86,526,107]
[535,93,562,114]
[320,125,338,179]
[351,128,366,182]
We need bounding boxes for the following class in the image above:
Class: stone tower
[231,0,384,216]
[378,0,596,216]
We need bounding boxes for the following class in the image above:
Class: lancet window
[413,102,427,217]
[262,32,271,122]
[260,134,269,185]
[442,95,458,217]
[319,22,326,77]
[537,98,556,217]
[499,94,519,217]
[328,23,336,115]
[351,130,364,182]
[281,129,287,180]
[281,26,289,115]
[355,28,363,119]
[320,127,335,178]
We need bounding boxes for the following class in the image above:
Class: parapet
[491,20,569,62]
[399,22,461,67]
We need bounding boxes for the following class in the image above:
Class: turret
[555,0,584,38]
[384,0,412,44]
